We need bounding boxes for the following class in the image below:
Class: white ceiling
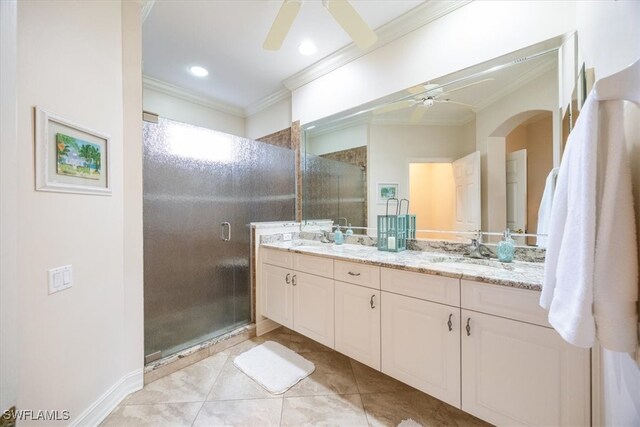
[371,52,558,125]
[142,0,426,110]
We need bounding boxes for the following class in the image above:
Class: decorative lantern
[377,198,407,252]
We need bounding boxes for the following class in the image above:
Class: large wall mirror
[302,34,578,247]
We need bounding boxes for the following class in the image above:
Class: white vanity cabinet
[334,260,381,370]
[461,280,591,427]
[380,269,461,408]
[261,248,335,348]
[260,247,592,426]
[262,263,295,329]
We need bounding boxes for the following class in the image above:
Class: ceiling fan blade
[324,0,377,49]
[442,78,495,95]
[407,85,426,95]
[438,99,475,108]
[263,0,302,50]
[410,106,427,123]
[372,99,416,115]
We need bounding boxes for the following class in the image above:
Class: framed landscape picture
[35,107,111,195]
[377,183,398,204]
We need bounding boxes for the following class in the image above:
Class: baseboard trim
[257,317,281,336]
[70,368,143,427]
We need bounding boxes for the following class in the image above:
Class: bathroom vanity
[258,241,590,427]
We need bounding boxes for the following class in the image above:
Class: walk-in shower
[143,117,295,360]
[304,154,366,230]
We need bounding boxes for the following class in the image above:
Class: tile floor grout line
[204,351,231,398]
[191,348,231,426]
[189,401,206,427]
[119,400,208,407]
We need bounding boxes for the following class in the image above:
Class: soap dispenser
[334,225,345,245]
[345,224,354,237]
[497,228,515,263]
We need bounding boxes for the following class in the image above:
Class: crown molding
[142,75,245,118]
[282,0,472,91]
[244,88,291,117]
[370,113,474,127]
[305,114,370,138]
[473,57,557,112]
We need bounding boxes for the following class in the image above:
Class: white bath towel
[541,91,638,352]
[535,167,559,248]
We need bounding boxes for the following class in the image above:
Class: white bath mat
[233,340,315,394]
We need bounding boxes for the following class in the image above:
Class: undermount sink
[456,257,514,269]
[291,240,326,248]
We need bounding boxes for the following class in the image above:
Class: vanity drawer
[261,248,293,269]
[381,268,459,307]
[461,280,550,327]
[293,253,334,278]
[334,261,380,290]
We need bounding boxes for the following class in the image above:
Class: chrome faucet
[468,231,494,259]
[320,229,332,243]
[337,217,348,228]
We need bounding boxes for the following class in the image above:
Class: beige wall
[409,163,455,239]
[506,114,554,240]
[368,122,475,230]
[476,67,558,231]
[143,87,246,137]
[15,1,142,425]
[0,0,18,414]
[245,96,292,140]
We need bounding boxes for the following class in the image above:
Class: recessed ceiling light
[298,41,317,56]
[189,66,209,77]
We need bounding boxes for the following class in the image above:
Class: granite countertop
[261,240,543,291]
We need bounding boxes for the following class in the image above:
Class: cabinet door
[262,263,293,329]
[293,272,335,348]
[335,281,381,370]
[461,310,590,426]
[382,292,460,408]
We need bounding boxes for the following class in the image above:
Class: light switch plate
[282,233,292,241]
[48,265,72,294]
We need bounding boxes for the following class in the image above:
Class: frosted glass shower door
[143,118,294,359]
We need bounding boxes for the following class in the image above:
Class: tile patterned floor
[102,327,490,426]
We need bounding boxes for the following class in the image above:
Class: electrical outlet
[48,265,73,294]
[282,233,292,241]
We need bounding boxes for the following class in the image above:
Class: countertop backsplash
[292,231,546,263]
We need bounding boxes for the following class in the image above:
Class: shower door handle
[221,222,231,242]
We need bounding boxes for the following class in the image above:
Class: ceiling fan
[263,0,377,51]
[373,78,495,123]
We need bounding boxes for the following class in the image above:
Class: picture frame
[35,107,112,195]
[377,183,398,204]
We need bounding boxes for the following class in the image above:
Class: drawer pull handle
[447,314,453,331]
[466,318,471,336]
[292,275,297,286]
[285,273,291,284]
[348,271,361,276]
[370,294,376,309]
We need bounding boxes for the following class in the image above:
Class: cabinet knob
[370,294,376,309]
[285,273,291,284]
[466,318,471,336]
[448,313,453,331]
[292,275,297,286]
